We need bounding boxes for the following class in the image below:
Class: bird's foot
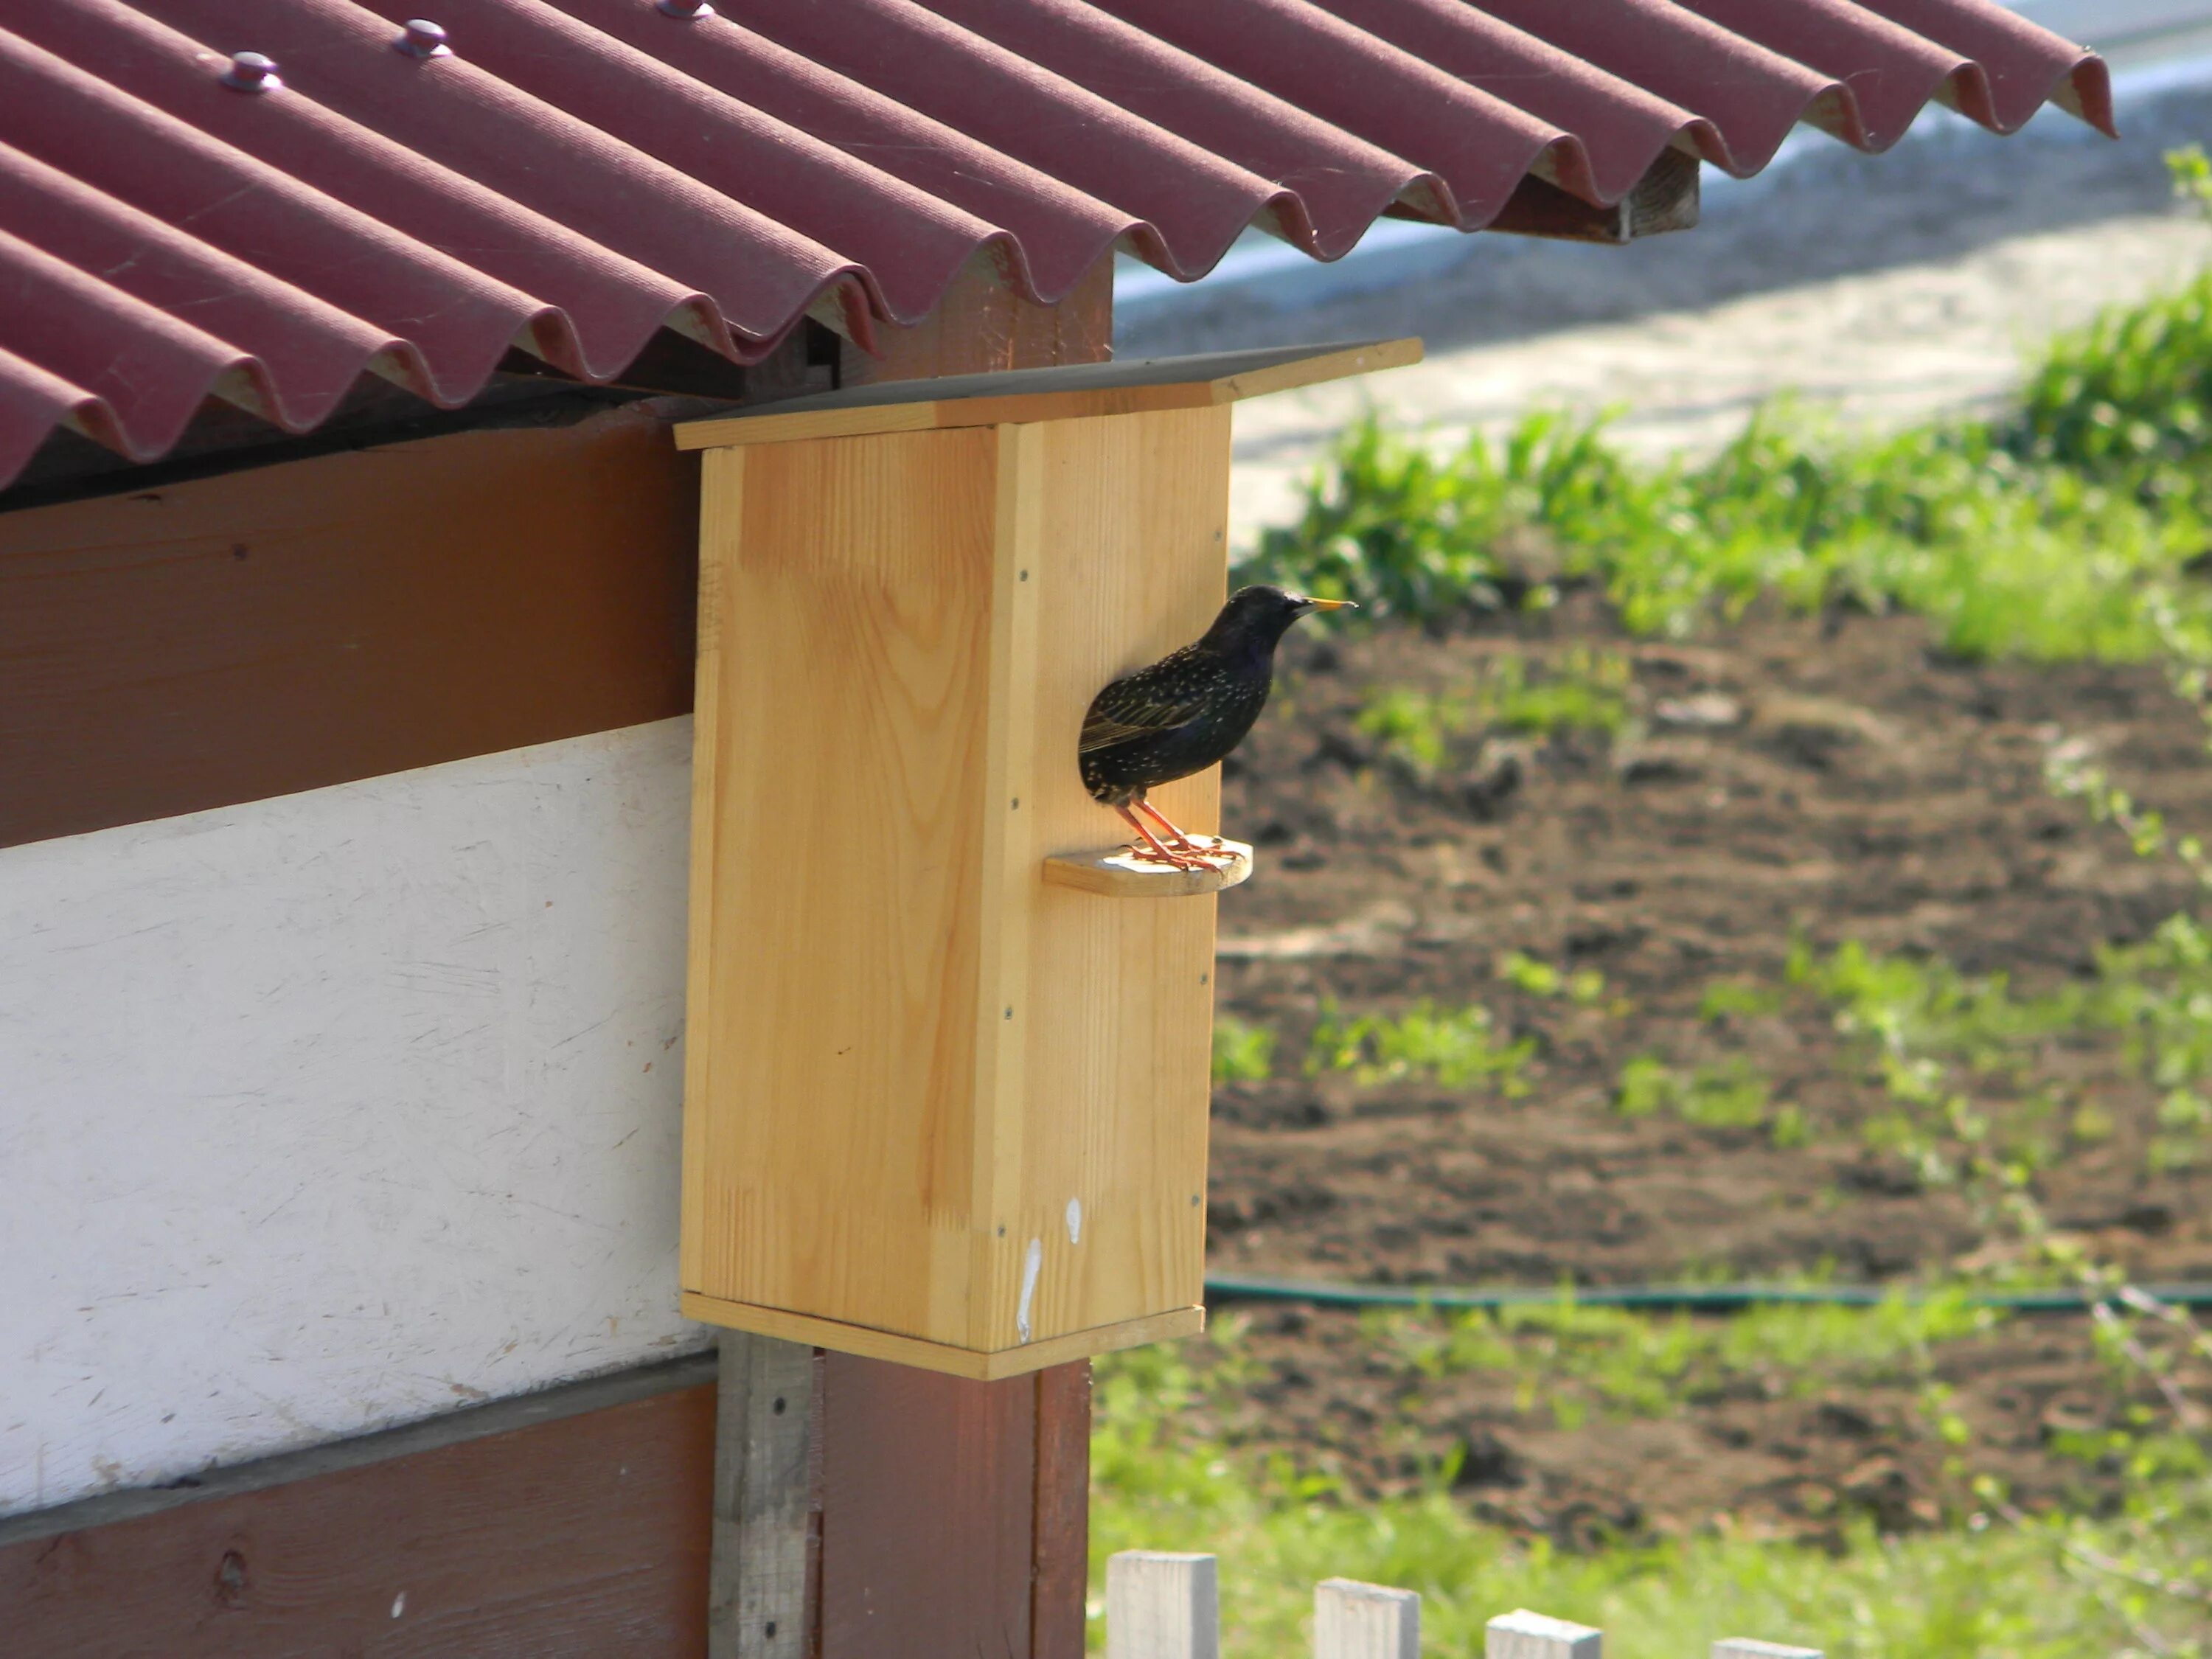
[1125,840,1222,872]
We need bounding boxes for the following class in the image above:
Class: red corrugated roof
[0,0,2110,490]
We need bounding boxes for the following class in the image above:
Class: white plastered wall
[0,717,708,1518]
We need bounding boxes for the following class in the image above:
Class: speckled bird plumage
[1079,585,1346,808]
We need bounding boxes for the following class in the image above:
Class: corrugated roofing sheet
[0,0,2110,490]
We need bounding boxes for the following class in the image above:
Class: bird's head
[1206,584,1356,650]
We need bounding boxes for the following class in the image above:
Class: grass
[1091,1327,2212,1658]
[1373,1287,1994,1422]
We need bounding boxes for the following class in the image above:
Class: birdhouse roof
[0,0,2109,492]
[673,338,1423,448]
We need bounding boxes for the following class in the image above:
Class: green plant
[1477,647,1632,737]
[1240,255,2212,664]
[1613,1056,1775,1130]
[1307,998,1535,1094]
[1498,951,1607,1006]
[1212,1015,1277,1085]
[1355,686,1468,774]
[1700,980,1787,1021]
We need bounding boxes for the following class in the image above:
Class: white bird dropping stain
[392,1590,407,1618]
[1065,1197,1082,1245]
[1016,1237,1043,1343]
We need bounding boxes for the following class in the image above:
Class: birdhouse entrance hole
[675,341,1419,1377]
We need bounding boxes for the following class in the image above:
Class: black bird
[1080,584,1354,868]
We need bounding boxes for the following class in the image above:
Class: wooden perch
[1041,841,1253,898]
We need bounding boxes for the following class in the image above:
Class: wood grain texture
[1040,841,1253,898]
[1004,406,1232,1354]
[1030,1363,1093,1659]
[0,402,698,852]
[678,1294,1200,1380]
[684,428,998,1343]
[1486,1610,1603,1659]
[684,406,1228,1368]
[1106,1552,1220,1659]
[674,341,1421,451]
[709,1334,818,1659]
[1315,1579,1422,1659]
[817,1354,1034,1659]
[0,1380,714,1658]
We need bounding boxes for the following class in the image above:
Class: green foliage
[1354,685,1465,774]
[1991,147,2212,511]
[1377,1287,1989,1421]
[1307,998,1535,1095]
[1775,923,2212,1187]
[1354,650,1632,776]
[1700,980,1786,1021]
[1498,950,1607,1006]
[1239,229,2212,662]
[1613,1055,1775,1131]
[1211,1016,1277,1085]
[1088,1307,2206,1658]
[1480,647,1633,737]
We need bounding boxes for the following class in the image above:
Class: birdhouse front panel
[676,342,1420,1378]
[681,428,1004,1358]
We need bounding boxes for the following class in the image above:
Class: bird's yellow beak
[1302,597,1357,611]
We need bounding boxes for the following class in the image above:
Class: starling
[1080,584,1354,869]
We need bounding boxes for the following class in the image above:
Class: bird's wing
[1079,671,1208,754]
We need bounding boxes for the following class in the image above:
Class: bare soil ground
[1196,594,2212,1544]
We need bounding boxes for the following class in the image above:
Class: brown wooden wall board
[0,1348,1092,1659]
[0,1376,715,1658]
[0,262,1116,856]
[0,402,699,852]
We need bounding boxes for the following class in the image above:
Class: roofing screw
[394,20,452,59]
[220,51,282,93]
[658,0,715,16]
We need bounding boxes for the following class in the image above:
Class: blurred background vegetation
[1090,150,2212,1658]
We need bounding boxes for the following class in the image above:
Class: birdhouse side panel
[683,431,1001,1346]
[987,406,1233,1349]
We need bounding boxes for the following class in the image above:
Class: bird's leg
[1134,796,1219,858]
[1116,804,1209,871]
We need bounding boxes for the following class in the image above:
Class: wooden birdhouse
[674,340,1419,1378]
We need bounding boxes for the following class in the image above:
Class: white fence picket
[1486,1608,1603,1658]
[1713,1643,1823,1658]
[1106,1551,1220,1659]
[1314,1576,1420,1658]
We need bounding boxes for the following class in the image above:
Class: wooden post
[1486,1610,1601,1659]
[1714,1643,1823,1658]
[1107,1551,1220,1659]
[1315,1577,1420,1658]
[709,1333,818,1659]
